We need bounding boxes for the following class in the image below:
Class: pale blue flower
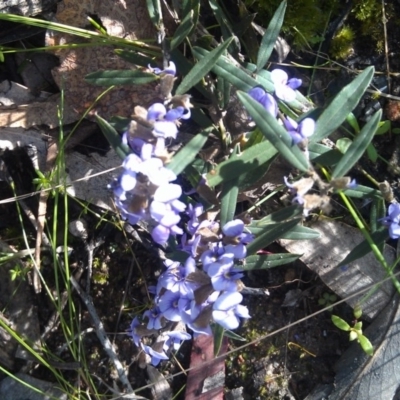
[248,87,278,117]
[283,116,315,145]
[271,69,302,102]
[381,203,400,239]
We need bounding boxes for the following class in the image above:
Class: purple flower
[207,254,244,292]
[163,331,192,351]
[283,116,315,145]
[158,290,182,322]
[141,343,169,366]
[381,203,400,239]
[129,317,142,346]
[271,69,302,102]
[143,307,163,330]
[248,87,278,117]
[212,292,250,330]
[148,61,176,76]
[222,219,254,258]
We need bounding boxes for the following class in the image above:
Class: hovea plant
[86,0,398,364]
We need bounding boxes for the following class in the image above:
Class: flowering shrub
[88,0,393,366]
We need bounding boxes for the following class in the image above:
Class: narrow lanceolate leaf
[85,70,157,86]
[256,0,287,72]
[175,37,234,95]
[167,128,211,175]
[213,324,225,357]
[96,115,130,160]
[220,177,239,227]
[246,218,301,256]
[193,47,266,92]
[237,91,309,172]
[332,109,382,178]
[206,140,277,187]
[146,0,162,27]
[313,66,374,142]
[338,230,389,267]
[243,253,301,270]
[114,49,155,68]
[280,225,320,240]
[170,10,195,50]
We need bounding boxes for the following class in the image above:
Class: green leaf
[338,229,388,267]
[366,143,378,163]
[213,324,225,356]
[146,0,162,27]
[255,204,303,224]
[336,138,352,154]
[256,0,287,71]
[114,49,155,68]
[176,37,234,95]
[343,184,382,200]
[313,66,374,142]
[280,225,320,240]
[220,177,239,227]
[95,115,130,160]
[170,10,195,50]
[243,253,301,270]
[237,91,309,172]
[358,334,374,356]
[346,112,360,133]
[374,120,391,135]
[167,128,211,175]
[246,219,301,256]
[193,47,263,92]
[331,315,351,331]
[208,0,237,48]
[85,70,157,86]
[223,329,246,341]
[206,140,277,187]
[332,109,382,178]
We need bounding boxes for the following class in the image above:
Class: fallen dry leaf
[279,218,396,320]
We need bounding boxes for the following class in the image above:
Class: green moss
[245,0,339,50]
[330,25,355,60]
[245,0,394,54]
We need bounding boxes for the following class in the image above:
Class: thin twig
[70,276,134,394]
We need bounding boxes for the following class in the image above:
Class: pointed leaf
[167,128,211,175]
[146,0,162,27]
[358,334,374,356]
[237,91,309,172]
[206,140,277,187]
[170,10,195,50]
[223,329,246,341]
[313,66,374,142]
[192,47,268,92]
[343,184,382,200]
[220,177,239,227]
[246,218,301,256]
[85,70,157,86]
[176,37,234,95]
[213,324,225,356]
[114,49,155,68]
[338,230,389,267]
[243,253,301,270]
[332,109,382,178]
[332,315,351,331]
[280,225,320,240]
[95,115,130,160]
[256,0,287,71]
